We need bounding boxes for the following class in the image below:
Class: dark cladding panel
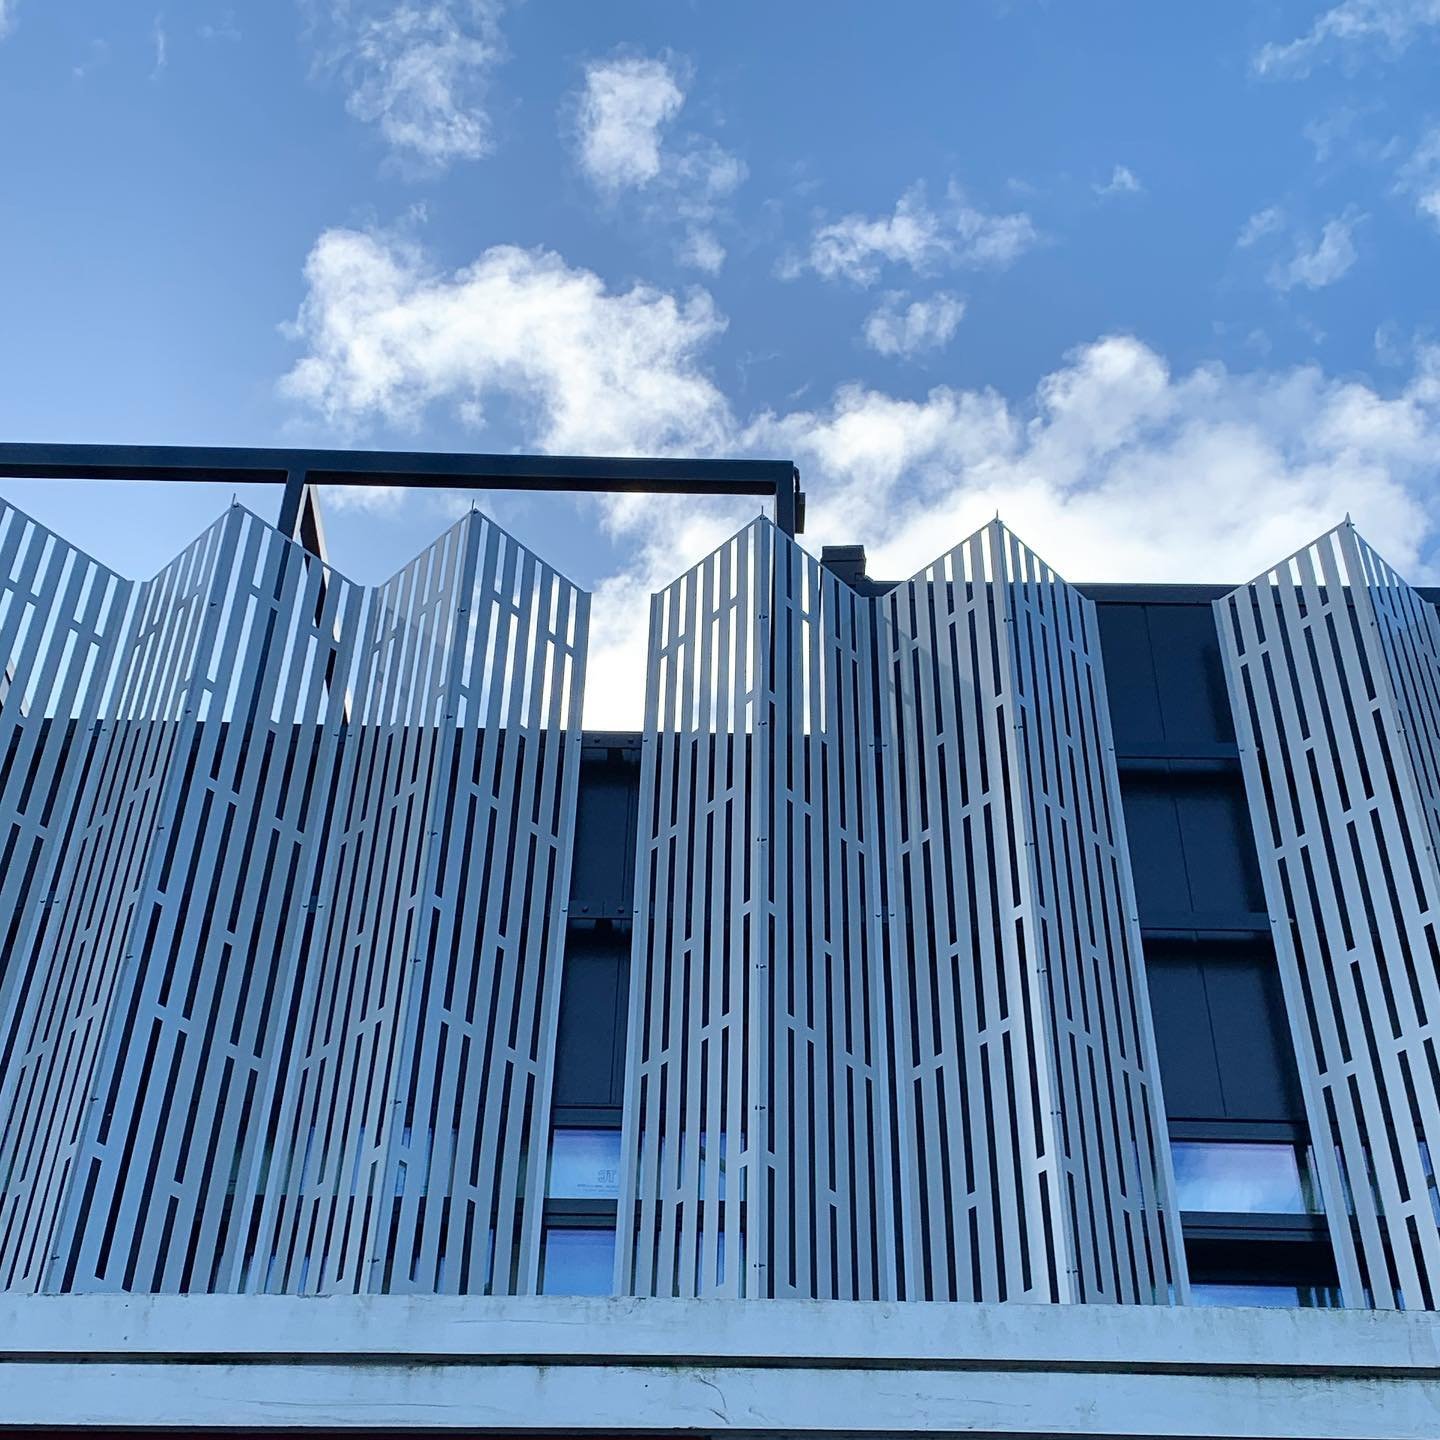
[1202,956,1305,1123]
[553,935,629,1111]
[1145,605,1236,747]
[1146,948,1304,1125]
[569,751,639,920]
[1119,778,1191,919]
[1173,773,1268,915]
[1120,772,1266,923]
[1145,956,1226,1120]
[1094,604,1165,748]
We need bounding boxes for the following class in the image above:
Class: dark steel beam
[0,443,804,533]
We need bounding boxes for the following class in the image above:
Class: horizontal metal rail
[0,443,805,555]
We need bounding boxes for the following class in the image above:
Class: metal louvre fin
[618,515,1184,1303]
[246,511,587,1298]
[615,519,893,1299]
[0,500,587,1296]
[877,520,1183,1305]
[0,502,136,1292]
[1216,523,1440,1311]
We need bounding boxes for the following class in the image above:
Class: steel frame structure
[0,444,806,550]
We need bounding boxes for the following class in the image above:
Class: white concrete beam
[0,1295,1436,1435]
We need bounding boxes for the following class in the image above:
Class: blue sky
[2,1,1439,721]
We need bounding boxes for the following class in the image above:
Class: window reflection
[548,1128,621,1199]
[541,1226,615,1296]
[1190,1282,1340,1309]
[1171,1140,1319,1214]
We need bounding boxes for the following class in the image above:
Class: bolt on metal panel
[1216,523,1440,1310]
[619,516,1184,1303]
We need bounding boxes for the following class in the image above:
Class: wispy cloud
[1398,127,1440,230]
[789,182,1037,287]
[1094,164,1142,198]
[318,0,505,170]
[281,227,1440,724]
[72,38,110,81]
[199,10,241,43]
[1236,206,1285,248]
[567,52,746,273]
[863,292,966,358]
[1270,213,1364,290]
[1254,0,1440,77]
[0,0,16,41]
[151,13,168,77]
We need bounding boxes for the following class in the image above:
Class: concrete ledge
[0,1295,1436,1435]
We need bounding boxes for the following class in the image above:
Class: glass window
[1171,1140,1319,1214]
[1190,1282,1340,1309]
[541,1226,615,1296]
[548,1128,621,1199]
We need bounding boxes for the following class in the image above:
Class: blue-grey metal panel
[1216,523,1440,1309]
[47,508,367,1293]
[248,511,587,1297]
[877,522,1184,1304]
[0,501,586,1298]
[620,517,1185,1304]
[0,502,136,1291]
[618,518,892,1299]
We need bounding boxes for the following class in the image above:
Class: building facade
[0,470,1437,1435]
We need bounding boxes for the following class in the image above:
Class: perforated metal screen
[0,496,1194,1305]
[0,501,586,1295]
[1217,523,1440,1310]
[619,516,1184,1303]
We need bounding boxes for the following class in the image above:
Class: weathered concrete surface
[0,1294,1435,1435]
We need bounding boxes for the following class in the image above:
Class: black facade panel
[552,932,629,1114]
[1120,771,1266,924]
[1144,604,1236,747]
[1095,600,1235,752]
[568,742,640,921]
[1146,945,1304,1124]
[1095,604,1165,748]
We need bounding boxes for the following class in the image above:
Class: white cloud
[1094,165,1142,197]
[281,226,733,455]
[574,55,684,192]
[795,183,1037,286]
[1270,213,1363,290]
[567,53,745,272]
[1398,128,1440,230]
[152,13,168,76]
[1254,0,1440,76]
[324,1,504,169]
[0,1,15,40]
[677,227,726,275]
[757,338,1440,594]
[282,227,1440,725]
[863,292,966,358]
[1237,206,1285,248]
